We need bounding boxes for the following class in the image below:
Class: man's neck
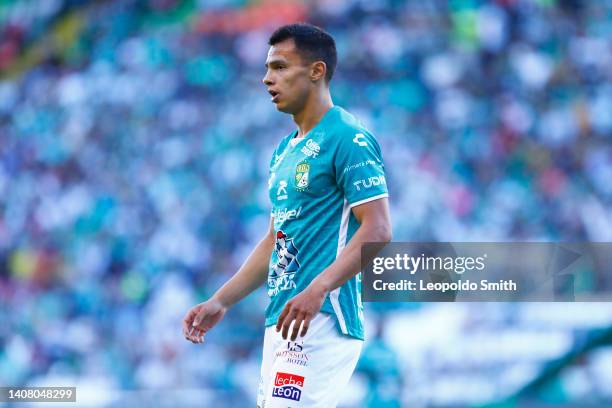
[292,90,334,138]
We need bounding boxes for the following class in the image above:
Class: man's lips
[268,90,280,103]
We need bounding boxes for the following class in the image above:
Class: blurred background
[1,0,612,406]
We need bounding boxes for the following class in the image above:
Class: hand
[276,281,328,341]
[182,298,227,344]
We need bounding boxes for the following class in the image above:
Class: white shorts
[257,312,363,408]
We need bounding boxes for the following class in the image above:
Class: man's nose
[262,71,273,86]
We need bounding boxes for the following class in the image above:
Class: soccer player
[182,23,392,407]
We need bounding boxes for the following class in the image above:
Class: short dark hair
[268,23,337,83]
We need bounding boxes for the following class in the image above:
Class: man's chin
[275,103,290,113]
[275,100,299,114]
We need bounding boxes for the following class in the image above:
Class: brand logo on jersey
[300,139,320,158]
[353,133,368,147]
[294,161,310,191]
[268,231,300,297]
[343,160,377,174]
[353,175,386,191]
[272,372,305,402]
[276,341,309,367]
[272,206,302,223]
[276,180,288,200]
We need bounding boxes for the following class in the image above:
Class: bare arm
[276,198,392,340]
[311,198,392,293]
[183,217,274,343]
[212,217,275,308]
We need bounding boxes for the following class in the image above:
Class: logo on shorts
[272,372,305,402]
[276,341,309,367]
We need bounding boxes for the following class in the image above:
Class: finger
[189,328,204,344]
[187,326,200,342]
[300,315,311,338]
[183,329,191,340]
[281,310,297,340]
[192,310,204,328]
[186,326,196,342]
[183,310,196,337]
[276,304,291,332]
[193,327,204,342]
[192,314,211,338]
[290,313,305,342]
[195,330,205,344]
[185,325,195,341]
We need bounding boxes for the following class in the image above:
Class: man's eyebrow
[265,59,287,68]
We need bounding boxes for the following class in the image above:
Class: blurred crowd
[1,0,612,406]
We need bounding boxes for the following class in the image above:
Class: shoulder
[329,107,381,152]
[330,106,368,134]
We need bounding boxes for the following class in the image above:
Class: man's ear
[310,61,327,82]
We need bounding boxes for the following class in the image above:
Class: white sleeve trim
[349,193,389,209]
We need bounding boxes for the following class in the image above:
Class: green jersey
[266,106,389,340]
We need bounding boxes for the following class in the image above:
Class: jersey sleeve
[334,130,389,208]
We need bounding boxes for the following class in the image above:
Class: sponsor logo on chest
[272,206,302,223]
[300,139,320,158]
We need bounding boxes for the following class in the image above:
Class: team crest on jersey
[294,160,310,191]
[268,230,300,296]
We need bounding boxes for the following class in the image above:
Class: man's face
[263,39,312,114]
